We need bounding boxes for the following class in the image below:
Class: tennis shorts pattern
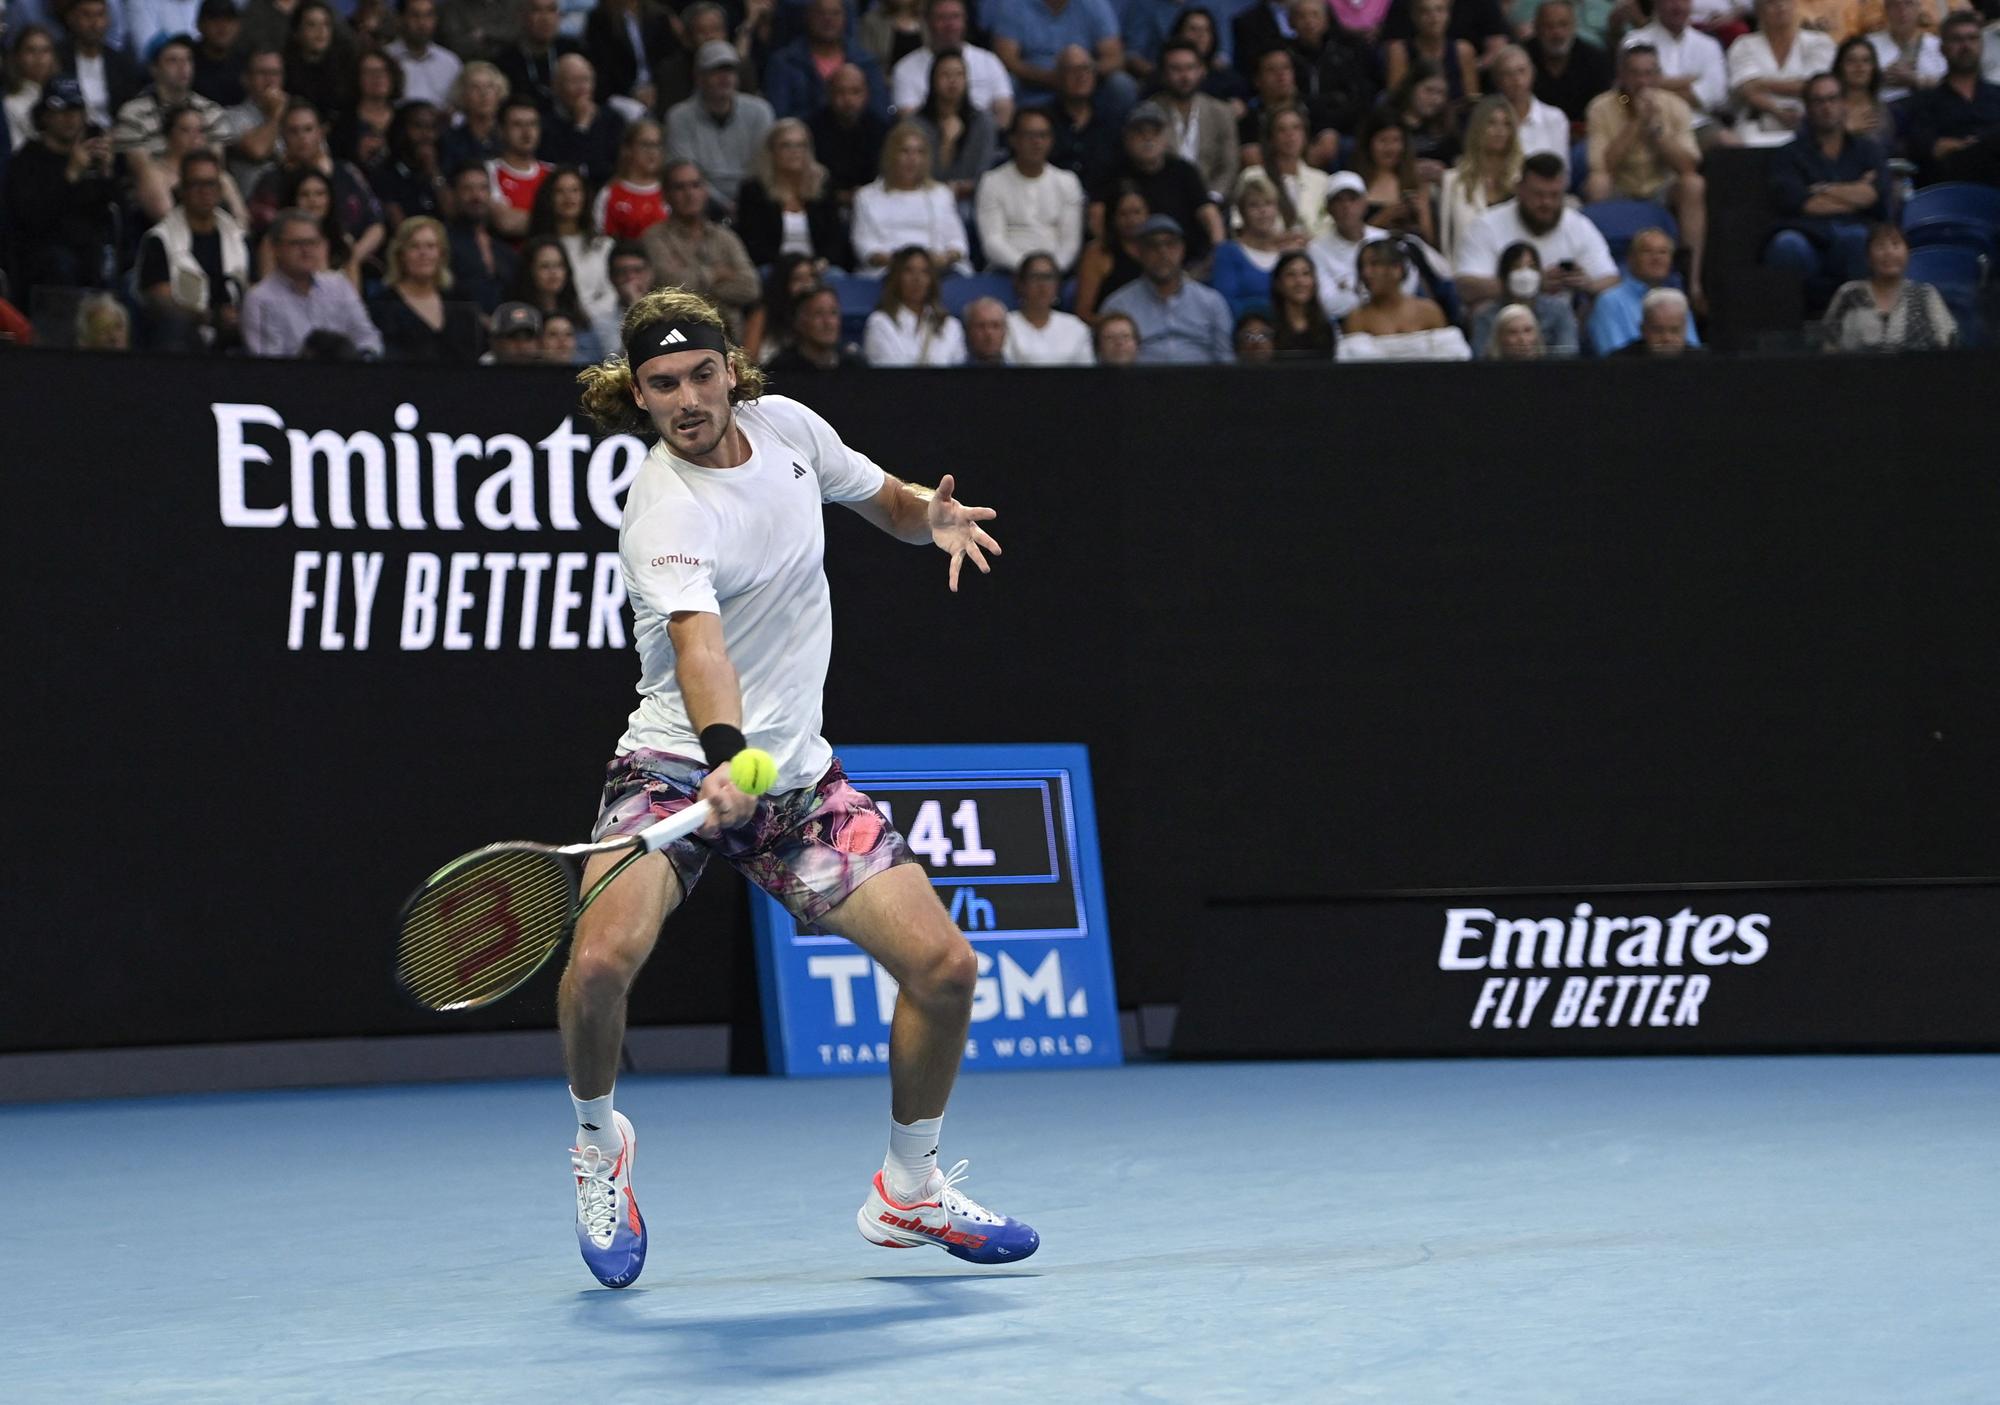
[591,748,917,925]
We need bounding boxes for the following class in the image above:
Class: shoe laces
[572,1144,618,1240]
[936,1159,1004,1226]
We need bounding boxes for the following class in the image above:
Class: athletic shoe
[572,1110,646,1288]
[856,1158,1039,1265]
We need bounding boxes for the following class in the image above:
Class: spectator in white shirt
[1306,170,1402,321]
[386,0,463,111]
[892,0,1015,126]
[1004,249,1094,362]
[851,118,970,273]
[1454,150,1619,306]
[863,244,968,364]
[1491,44,1571,174]
[974,105,1085,271]
[1621,0,1731,141]
[1438,95,1521,265]
[1866,0,1945,105]
[1728,0,1837,147]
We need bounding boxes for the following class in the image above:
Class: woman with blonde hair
[863,245,967,365]
[851,121,969,274]
[1238,106,1330,239]
[440,60,509,174]
[1483,301,1545,359]
[369,215,482,361]
[1209,171,1305,318]
[735,118,851,269]
[1439,95,1521,263]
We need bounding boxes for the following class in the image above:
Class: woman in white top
[851,121,970,276]
[528,166,620,352]
[4,25,56,153]
[863,246,968,366]
[1239,106,1331,239]
[1004,251,1094,364]
[1438,95,1520,265]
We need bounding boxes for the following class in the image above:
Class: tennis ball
[729,747,777,796]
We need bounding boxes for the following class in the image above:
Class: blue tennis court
[4,1055,1994,1402]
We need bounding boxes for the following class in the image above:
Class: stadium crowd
[1,0,1991,361]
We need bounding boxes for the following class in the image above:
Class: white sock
[882,1115,943,1202]
[571,1086,617,1155]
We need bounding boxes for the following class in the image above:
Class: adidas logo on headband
[658,328,687,347]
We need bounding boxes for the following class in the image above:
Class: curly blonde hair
[576,287,767,435]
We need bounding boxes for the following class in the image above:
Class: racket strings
[397,849,575,1010]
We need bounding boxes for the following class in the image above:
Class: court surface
[3,1055,1995,1403]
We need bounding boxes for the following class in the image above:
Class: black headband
[625,318,730,368]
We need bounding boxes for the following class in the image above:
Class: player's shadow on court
[571,1273,1038,1379]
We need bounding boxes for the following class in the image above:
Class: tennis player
[562,287,1035,1288]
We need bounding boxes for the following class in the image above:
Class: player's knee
[906,931,977,1014]
[564,938,645,1006]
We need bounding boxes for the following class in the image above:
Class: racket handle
[632,799,714,854]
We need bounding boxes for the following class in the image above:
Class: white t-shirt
[863,305,969,365]
[1004,309,1095,364]
[1515,97,1573,171]
[891,44,1015,116]
[1454,203,1617,285]
[616,395,888,793]
[385,40,465,110]
[1865,29,1945,104]
[1727,29,1837,146]
[1623,22,1729,119]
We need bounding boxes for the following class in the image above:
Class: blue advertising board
[750,744,1123,1076]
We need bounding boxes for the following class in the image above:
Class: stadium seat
[1902,182,2000,255]
[1569,139,1591,195]
[827,272,880,343]
[941,271,1017,316]
[1582,199,1679,263]
[1905,243,1989,347]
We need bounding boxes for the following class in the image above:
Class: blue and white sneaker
[572,1110,646,1288]
[857,1158,1040,1265]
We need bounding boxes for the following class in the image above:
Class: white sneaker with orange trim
[572,1110,646,1288]
[856,1159,1040,1264]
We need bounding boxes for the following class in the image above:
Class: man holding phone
[1452,151,1620,308]
[4,77,124,300]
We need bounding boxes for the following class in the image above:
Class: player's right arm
[666,609,757,832]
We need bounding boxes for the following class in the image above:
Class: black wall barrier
[6,350,1999,1054]
[1173,883,2000,1056]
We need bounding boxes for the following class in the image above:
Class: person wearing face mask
[1471,239,1579,353]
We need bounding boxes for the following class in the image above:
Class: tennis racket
[394,753,775,1012]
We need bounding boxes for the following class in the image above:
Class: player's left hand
[927,473,1002,592]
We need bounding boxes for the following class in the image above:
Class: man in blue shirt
[1587,225,1703,355]
[1906,11,2000,187]
[1762,73,1885,301]
[763,0,890,122]
[990,0,1136,114]
[1099,212,1234,361]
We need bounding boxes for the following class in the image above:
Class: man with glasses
[242,207,384,357]
[1765,72,1885,299]
[137,147,249,349]
[639,158,759,334]
[975,106,1083,272]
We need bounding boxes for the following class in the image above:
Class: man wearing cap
[190,0,245,107]
[640,157,760,336]
[114,32,226,159]
[1093,98,1221,260]
[764,0,890,123]
[666,38,774,212]
[1306,170,1399,321]
[241,205,385,357]
[5,75,123,296]
[485,299,547,361]
[1096,212,1233,361]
